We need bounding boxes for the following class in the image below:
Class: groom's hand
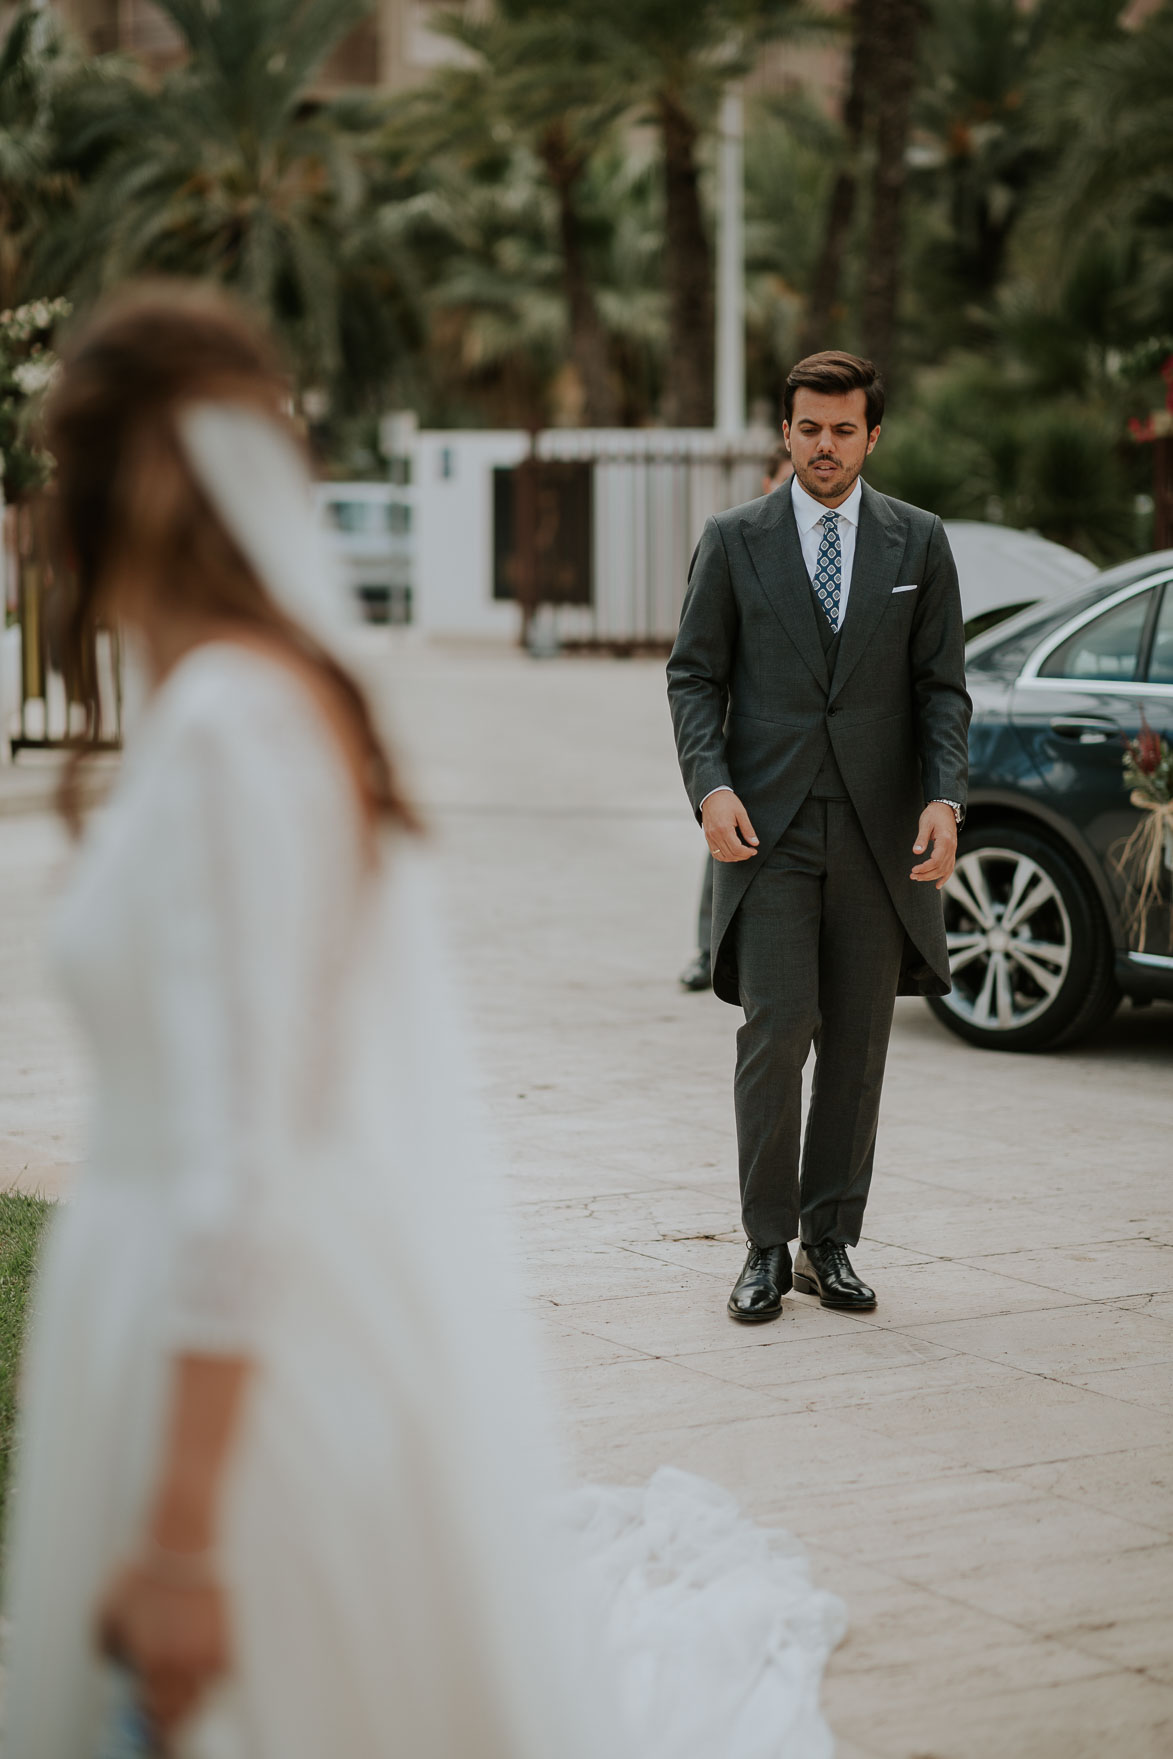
[911,802,958,890]
[702,791,759,863]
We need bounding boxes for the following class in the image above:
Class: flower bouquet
[1116,714,1173,952]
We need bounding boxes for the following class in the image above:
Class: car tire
[926,824,1119,1052]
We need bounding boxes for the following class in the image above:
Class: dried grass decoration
[1114,714,1173,952]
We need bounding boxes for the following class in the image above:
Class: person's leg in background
[679,855,714,991]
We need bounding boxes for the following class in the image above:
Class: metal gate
[525,428,772,651]
[4,497,123,756]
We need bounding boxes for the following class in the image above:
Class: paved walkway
[3,637,1172,1757]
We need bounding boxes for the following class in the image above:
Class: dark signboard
[493,458,593,611]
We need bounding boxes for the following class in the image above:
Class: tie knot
[821,512,839,530]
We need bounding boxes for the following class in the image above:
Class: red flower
[1132,713,1162,776]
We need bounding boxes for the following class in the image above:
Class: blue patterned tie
[813,512,842,630]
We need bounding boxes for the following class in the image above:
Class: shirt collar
[790,472,863,533]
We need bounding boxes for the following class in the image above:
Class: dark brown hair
[784,351,884,433]
[46,281,420,836]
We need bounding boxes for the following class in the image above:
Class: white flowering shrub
[0,298,71,503]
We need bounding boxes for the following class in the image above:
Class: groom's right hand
[702,791,759,863]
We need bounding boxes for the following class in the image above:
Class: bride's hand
[97,1353,249,1741]
[97,1553,231,1743]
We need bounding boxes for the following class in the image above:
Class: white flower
[13,357,58,396]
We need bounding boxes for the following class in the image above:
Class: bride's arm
[97,682,353,1738]
[98,1354,249,1737]
[147,1355,251,1558]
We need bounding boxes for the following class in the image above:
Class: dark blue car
[931,552,1173,1050]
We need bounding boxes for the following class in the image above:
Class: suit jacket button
[827,706,839,717]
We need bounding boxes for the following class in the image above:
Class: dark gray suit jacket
[666,477,972,1006]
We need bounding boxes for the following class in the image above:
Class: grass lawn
[0,1192,52,1536]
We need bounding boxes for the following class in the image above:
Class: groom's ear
[866,424,882,455]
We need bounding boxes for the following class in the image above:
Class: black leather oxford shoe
[727,1242,792,1322]
[793,1241,876,1311]
[679,951,712,992]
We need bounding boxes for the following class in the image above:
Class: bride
[2,284,843,1759]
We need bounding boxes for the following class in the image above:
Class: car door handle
[1049,716,1121,745]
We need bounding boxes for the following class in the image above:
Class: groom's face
[783,388,880,507]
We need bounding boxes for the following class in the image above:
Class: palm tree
[404,4,627,423]
[798,0,866,359]
[893,0,1128,372]
[393,145,571,428]
[1034,4,1173,257]
[376,124,669,429]
[801,0,926,380]
[858,0,926,378]
[747,93,838,402]
[564,0,810,425]
[0,5,75,309]
[38,0,410,413]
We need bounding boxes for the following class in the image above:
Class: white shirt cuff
[699,786,734,809]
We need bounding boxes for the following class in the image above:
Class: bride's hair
[47,280,421,835]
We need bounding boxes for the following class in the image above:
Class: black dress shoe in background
[679,950,712,992]
[727,1242,792,1322]
[793,1241,876,1311]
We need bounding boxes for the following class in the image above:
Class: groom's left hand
[910,803,958,890]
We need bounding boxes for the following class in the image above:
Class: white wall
[412,430,529,636]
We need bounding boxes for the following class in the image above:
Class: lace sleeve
[148,681,350,1355]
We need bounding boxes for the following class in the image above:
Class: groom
[667,351,971,1321]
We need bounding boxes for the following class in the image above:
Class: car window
[1038,590,1153,683]
[966,582,1115,674]
[1147,587,1173,684]
[327,501,370,534]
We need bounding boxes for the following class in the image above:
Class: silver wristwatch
[932,799,964,827]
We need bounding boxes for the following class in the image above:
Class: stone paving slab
[2,635,1172,1757]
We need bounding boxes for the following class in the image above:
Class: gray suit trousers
[734,795,906,1249]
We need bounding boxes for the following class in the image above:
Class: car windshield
[966,580,1133,676]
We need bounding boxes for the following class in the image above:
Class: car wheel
[926,825,1119,1052]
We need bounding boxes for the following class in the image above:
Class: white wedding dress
[2,644,845,1759]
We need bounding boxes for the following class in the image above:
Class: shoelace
[818,1243,852,1279]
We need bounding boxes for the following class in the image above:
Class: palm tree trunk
[799,0,871,358]
[860,0,925,381]
[539,122,620,427]
[658,89,714,428]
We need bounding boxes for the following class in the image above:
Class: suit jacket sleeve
[911,516,972,808]
[666,516,739,821]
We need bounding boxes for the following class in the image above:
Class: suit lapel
[740,481,830,691]
[828,482,909,702]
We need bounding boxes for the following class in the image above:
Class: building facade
[49,0,484,91]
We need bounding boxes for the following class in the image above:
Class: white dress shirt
[789,472,862,631]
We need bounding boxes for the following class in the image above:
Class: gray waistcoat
[808,606,848,800]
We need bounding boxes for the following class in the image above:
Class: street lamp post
[715,85,746,435]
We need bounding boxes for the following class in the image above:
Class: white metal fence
[535,428,774,647]
[409,425,776,643]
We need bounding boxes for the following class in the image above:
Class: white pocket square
[892,583,918,593]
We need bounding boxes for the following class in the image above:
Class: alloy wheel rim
[941,847,1073,1032]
